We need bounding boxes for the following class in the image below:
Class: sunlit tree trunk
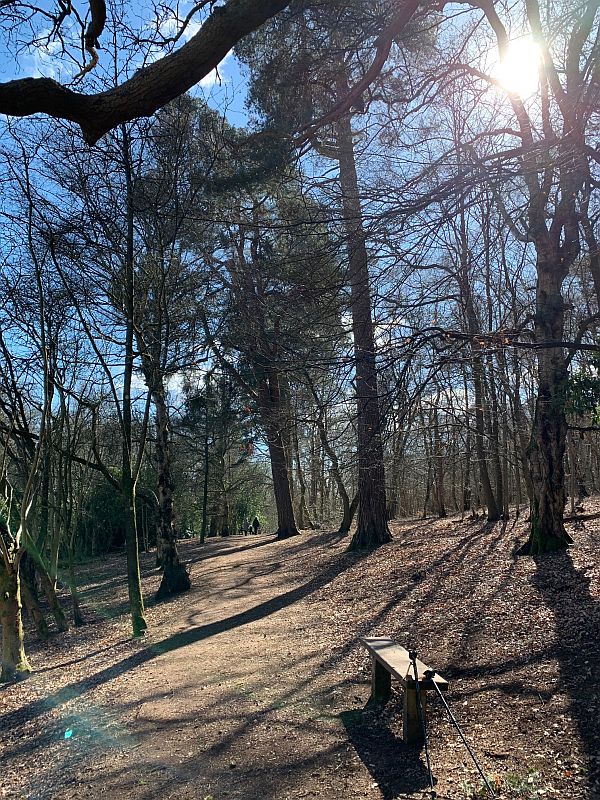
[37,564,69,632]
[20,567,49,640]
[0,557,31,681]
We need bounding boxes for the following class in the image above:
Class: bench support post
[370,655,391,705]
[403,687,427,745]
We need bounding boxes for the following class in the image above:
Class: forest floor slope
[2,507,600,799]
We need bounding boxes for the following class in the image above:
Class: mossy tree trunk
[20,569,49,640]
[37,562,69,632]
[0,557,32,681]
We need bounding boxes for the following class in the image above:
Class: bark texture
[20,572,49,640]
[336,109,391,550]
[258,370,299,540]
[122,482,148,636]
[0,559,32,681]
[521,262,571,554]
[152,383,190,601]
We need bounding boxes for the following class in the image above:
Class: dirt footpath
[74,532,378,800]
[2,516,600,800]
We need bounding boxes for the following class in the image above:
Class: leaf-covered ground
[1,506,600,800]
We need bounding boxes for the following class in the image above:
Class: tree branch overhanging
[0,0,296,143]
[0,0,429,145]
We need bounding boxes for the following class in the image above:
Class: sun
[493,36,541,98]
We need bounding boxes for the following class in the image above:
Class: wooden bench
[361,637,448,744]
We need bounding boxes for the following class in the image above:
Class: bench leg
[370,656,391,705]
[403,688,427,745]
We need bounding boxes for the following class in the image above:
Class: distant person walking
[252,516,261,535]
[242,518,250,536]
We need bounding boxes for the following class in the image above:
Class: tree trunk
[0,558,32,681]
[312,410,353,533]
[335,107,390,551]
[567,430,577,516]
[68,547,84,626]
[521,263,570,554]
[258,370,298,539]
[20,571,49,640]
[309,428,317,519]
[501,406,510,519]
[462,374,472,513]
[433,405,446,518]
[472,350,501,521]
[122,474,147,636]
[200,403,210,545]
[457,192,500,522]
[387,420,406,520]
[153,383,191,601]
[265,419,298,538]
[485,358,504,516]
[499,347,535,506]
[37,563,69,632]
[422,461,432,520]
[344,493,359,534]
[292,420,313,530]
[121,124,148,636]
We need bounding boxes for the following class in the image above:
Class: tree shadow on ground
[530,548,600,794]
[186,529,346,565]
[0,540,366,732]
[188,534,278,563]
[341,706,431,799]
[34,639,127,674]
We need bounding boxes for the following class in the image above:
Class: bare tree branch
[0,0,296,143]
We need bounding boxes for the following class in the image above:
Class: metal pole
[409,651,436,799]
[424,669,495,797]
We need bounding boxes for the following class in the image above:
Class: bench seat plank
[360,636,449,745]
[361,637,448,691]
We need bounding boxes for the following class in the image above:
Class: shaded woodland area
[2,0,600,797]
